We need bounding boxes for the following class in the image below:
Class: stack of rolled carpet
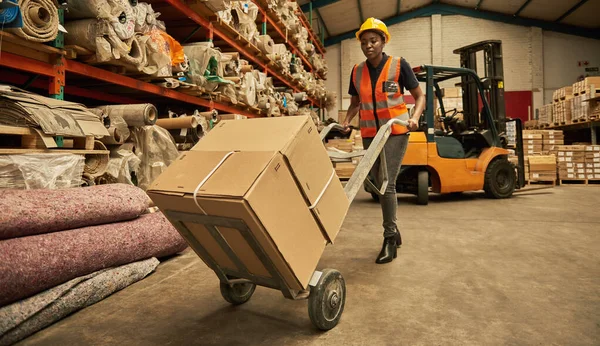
[87,103,178,190]
[0,184,188,345]
[64,0,187,78]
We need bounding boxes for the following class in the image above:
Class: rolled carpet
[0,212,187,307]
[0,258,160,346]
[94,104,157,127]
[0,183,149,240]
[8,0,59,43]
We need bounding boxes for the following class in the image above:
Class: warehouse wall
[542,31,600,104]
[325,14,600,122]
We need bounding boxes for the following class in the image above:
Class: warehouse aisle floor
[18,187,600,346]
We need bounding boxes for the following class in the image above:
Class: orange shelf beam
[64,59,260,118]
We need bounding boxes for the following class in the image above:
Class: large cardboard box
[148,150,328,291]
[189,116,349,243]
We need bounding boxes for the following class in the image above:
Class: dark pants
[362,134,410,238]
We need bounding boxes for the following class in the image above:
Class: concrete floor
[18,187,600,346]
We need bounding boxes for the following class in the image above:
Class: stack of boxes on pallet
[520,130,564,182]
[556,146,587,181]
[585,145,600,180]
[531,77,599,129]
[570,77,599,123]
[326,130,363,179]
[552,87,573,125]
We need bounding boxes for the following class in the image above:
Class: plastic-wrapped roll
[94,104,157,127]
[155,116,199,130]
[198,110,218,122]
[100,114,130,145]
[0,1,21,26]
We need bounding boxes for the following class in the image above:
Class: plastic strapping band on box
[309,168,336,210]
[192,151,236,214]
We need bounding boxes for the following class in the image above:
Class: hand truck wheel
[308,269,346,331]
[220,282,256,305]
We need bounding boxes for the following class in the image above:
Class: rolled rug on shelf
[257,34,274,54]
[94,104,157,127]
[155,116,199,130]
[84,141,110,176]
[8,0,59,43]
[0,212,187,307]
[64,0,113,19]
[0,183,150,240]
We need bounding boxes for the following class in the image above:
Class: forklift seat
[434,136,465,159]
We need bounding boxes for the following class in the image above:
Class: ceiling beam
[555,0,589,22]
[300,0,340,12]
[324,3,600,46]
[475,0,484,10]
[514,0,532,17]
[357,0,364,23]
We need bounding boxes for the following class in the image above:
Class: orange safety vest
[352,56,410,138]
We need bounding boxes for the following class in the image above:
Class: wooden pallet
[527,180,556,186]
[559,179,600,185]
[0,125,94,150]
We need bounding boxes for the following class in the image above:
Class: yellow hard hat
[356,18,391,43]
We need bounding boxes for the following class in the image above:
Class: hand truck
[163,118,408,331]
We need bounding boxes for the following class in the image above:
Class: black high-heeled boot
[375,236,397,264]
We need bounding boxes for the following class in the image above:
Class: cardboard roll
[155,116,199,130]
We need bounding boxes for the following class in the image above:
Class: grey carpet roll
[0,258,160,346]
[0,212,187,307]
[0,183,149,240]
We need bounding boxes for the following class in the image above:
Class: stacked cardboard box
[538,104,553,126]
[570,95,593,122]
[326,139,354,152]
[572,77,600,96]
[522,130,543,156]
[552,99,572,125]
[585,145,600,180]
[541,130,565,153]
[148,116,350,291]
[556,145,587,180]
[528,155,557,182]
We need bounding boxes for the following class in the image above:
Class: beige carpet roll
[155,116,199,130]
[9,0,58,43]
[100,114,130,145]
[95,104,157,127]
[84,141,109,176]
[257,35,274,54]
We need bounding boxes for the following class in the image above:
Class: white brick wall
[440,15,533,91]
[325,14,600,110]
[542,31,600,104]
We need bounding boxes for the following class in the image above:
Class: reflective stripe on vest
[352,56,410,138]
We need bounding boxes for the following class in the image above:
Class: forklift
[366,40,526,204]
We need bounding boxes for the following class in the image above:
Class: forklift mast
[453,40,506,135]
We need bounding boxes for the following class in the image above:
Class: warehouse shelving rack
[0,0,327,118]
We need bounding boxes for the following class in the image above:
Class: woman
[342,18,426,264]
